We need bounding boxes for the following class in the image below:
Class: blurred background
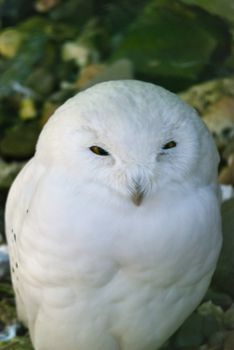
[0,0,234,349]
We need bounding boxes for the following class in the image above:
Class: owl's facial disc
[87,139,152,206]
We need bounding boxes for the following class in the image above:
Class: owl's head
[36,80,219,206]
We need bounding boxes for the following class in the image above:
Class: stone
[179,77,234,115]
[203,97,234,149]
[111,2,228,90]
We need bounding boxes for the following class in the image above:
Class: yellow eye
[89,146,109,156]
[162,141,177,150]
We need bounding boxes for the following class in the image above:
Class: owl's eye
[162,141,177,150]
[89,146,109,156]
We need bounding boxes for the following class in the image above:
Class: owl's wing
[5,158,45,325]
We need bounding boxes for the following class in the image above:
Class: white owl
[5,80,222,350]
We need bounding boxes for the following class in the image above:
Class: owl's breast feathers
[5,158,222,350]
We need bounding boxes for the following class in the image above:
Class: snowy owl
[5,80,222,350]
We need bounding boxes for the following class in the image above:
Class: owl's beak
[130,181,145,206]
[131,189,144,206]
[128,170,151,206]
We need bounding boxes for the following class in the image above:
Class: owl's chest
[22,186,219,292]
[16,185,221,350]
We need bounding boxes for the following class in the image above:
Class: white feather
[5,80,222,350]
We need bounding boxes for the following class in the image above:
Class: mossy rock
[111,1,229,90]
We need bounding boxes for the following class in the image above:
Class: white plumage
[5,80,222,350]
